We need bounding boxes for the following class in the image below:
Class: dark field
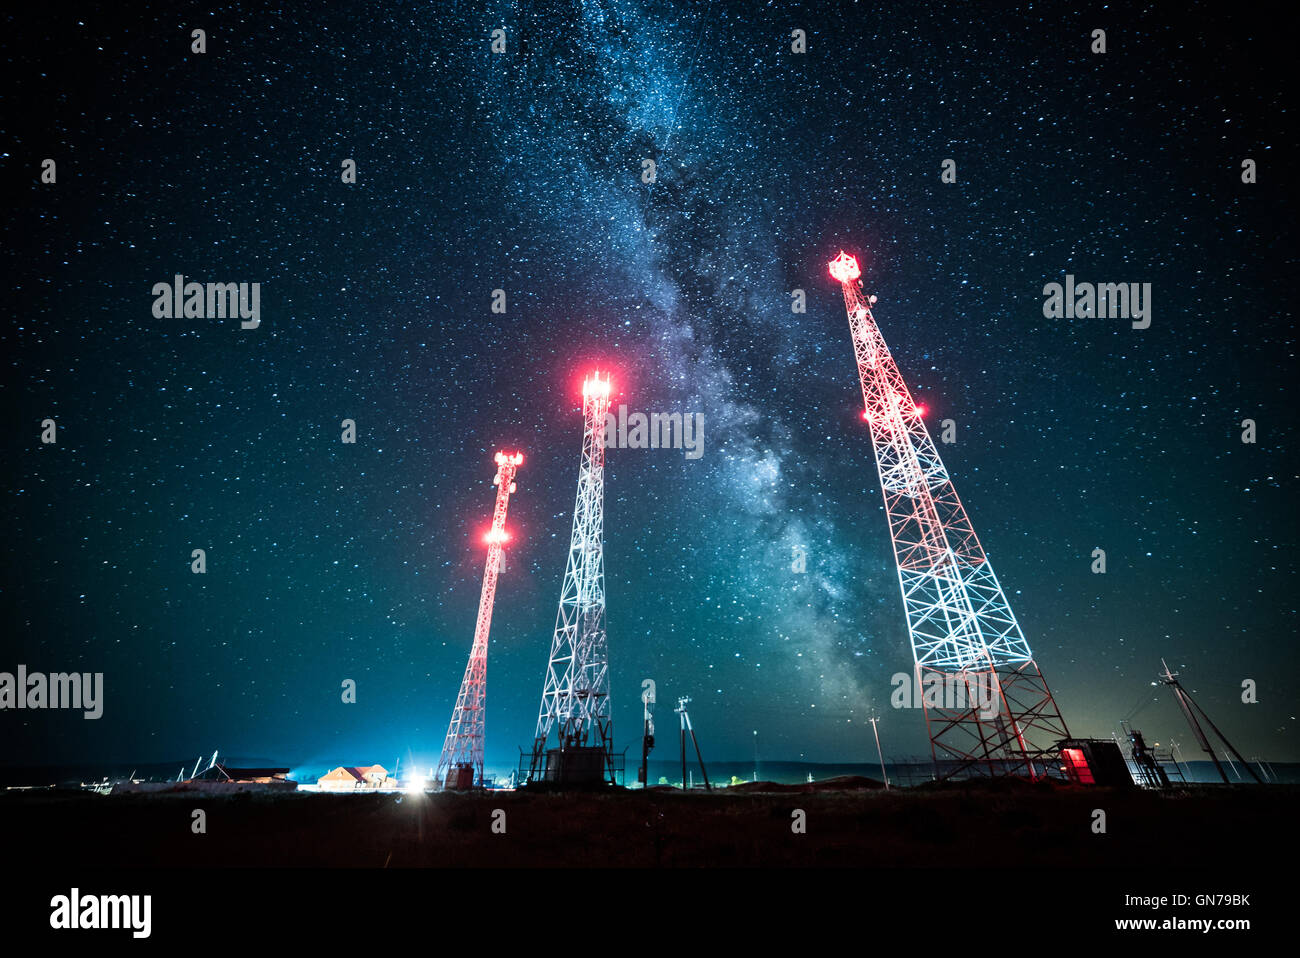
[3,781,1295,868]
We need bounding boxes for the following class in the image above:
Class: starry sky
[3,0,1295,774]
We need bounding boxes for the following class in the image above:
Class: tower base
[542,747,608,785]
[521,745,622,788]
[442,763,476,790]
[920,659,1070,781]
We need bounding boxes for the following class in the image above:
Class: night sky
[3,0,1295,776]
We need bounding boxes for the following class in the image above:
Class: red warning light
[583,372,612,400]
[493,450,524,473]
[485,528,510,545]
[829,251,861,284]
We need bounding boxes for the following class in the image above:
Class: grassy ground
[2,781,1294,868]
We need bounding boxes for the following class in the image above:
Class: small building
[1059,739,1133,786]
[317,764,397,791]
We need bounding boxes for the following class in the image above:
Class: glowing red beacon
[583,371,612,400]
[494,451,524,468]
[828,251,861,284]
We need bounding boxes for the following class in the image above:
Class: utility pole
[869,711,889,789]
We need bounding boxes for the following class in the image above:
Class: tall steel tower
[527,372,616,785]
[436,450,523,789]
[829,251,1069,779]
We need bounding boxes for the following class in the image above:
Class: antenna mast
[437,450,524,789]
[1158,660,1261,784]
[528,372,616,785]
[829,250,1070,778]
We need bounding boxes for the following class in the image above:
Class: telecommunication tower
[436,450,524,789]
[829,250,1069,778]
[527,372,617,785]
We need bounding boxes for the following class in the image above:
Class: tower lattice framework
[436,450,523,789]
[830,251,1069,779]
[527,372,615,783]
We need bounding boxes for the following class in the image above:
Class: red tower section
[436,451,523,789]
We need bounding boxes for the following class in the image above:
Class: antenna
[1157,661,1262,784]
[675,697,711,791]
[639,681,656,787]
[869,711,889,789]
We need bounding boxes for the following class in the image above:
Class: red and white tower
[527,372,616,785]
[436,450,523,789]
[829,251,1069,778]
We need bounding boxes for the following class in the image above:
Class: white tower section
[830,251,1069,778]
[528,372,615,783]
